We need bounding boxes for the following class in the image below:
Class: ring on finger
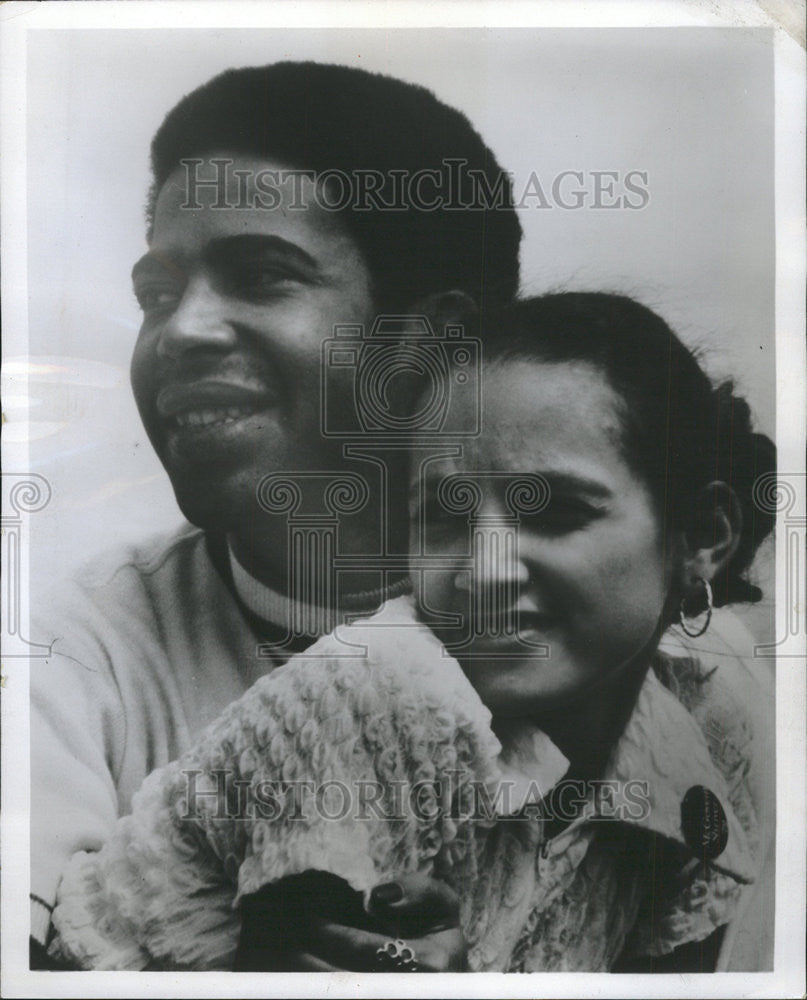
[375,937,419,972]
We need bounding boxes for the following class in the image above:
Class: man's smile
[174,408,258,430]
[156,378,278,421]
[155,379,280,460]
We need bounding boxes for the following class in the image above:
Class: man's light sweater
[30,523,395,944]
[47,603,516,970]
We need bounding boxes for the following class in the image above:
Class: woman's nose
[156,277,237,360]
[453,520,531,592]
[451,521,530,637]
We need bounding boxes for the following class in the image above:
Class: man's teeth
[175,407,256,428]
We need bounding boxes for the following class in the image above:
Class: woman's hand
[294,873,466,972]
[235,872,467,972]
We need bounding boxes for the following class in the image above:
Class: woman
[49,293,775,972]
[405,292,775,971]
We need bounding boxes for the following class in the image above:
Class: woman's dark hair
[480,293,776,607]
[148,62,521,311]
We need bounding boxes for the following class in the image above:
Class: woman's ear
[678,480,743,591]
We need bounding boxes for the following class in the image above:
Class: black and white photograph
[1,1,804,997]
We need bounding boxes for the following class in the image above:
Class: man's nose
[157,276,237,360]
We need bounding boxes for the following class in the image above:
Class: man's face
[130,155,377,532]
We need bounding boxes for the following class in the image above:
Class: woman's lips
[441,610,558,653]
[473,610,556,632]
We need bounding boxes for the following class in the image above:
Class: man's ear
[677,481,743,593]
[408,289,478,334]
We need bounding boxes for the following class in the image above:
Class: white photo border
[1,1,804,997]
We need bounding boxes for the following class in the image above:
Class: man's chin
[170,481,248,534]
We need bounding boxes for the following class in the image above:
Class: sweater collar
[226,540,411,636]
[492,666,756,884]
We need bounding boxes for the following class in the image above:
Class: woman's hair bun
[710,381,776,605]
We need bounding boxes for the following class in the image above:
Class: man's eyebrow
[202,234,320,272]
[130,234,321,284]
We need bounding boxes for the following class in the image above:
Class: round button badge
[680,785,729,861]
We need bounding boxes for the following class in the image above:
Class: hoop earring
[678,577,713,638]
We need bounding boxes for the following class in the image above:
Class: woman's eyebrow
[534,470,613,499]
[410,471,613,498]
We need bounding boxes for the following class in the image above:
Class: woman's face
[409,358,675,718]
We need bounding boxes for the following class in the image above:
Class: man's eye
[134,286,180,313]
[226,265,299,299]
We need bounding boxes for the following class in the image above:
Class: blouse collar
[492,663,756,884]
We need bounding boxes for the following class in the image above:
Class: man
[30,61,521,965]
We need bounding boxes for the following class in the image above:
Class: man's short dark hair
[148,61,522,310]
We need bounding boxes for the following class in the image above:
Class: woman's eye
[530,500,602,534]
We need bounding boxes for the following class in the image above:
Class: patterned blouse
[463,662,758,971]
